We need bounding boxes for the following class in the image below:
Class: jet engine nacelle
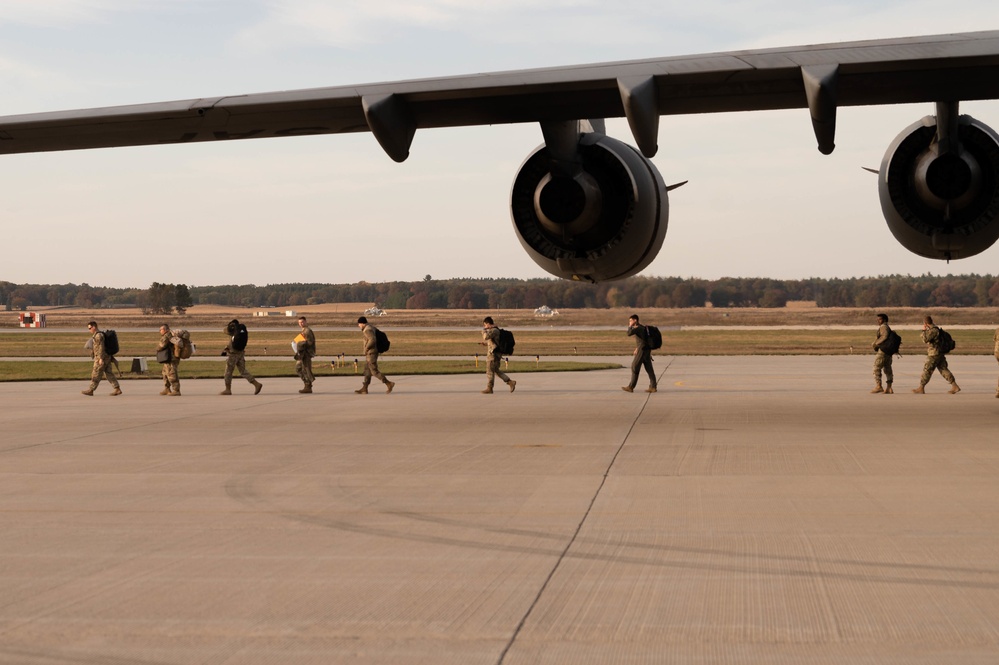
[879,114,999,260]
[510,133,668,282]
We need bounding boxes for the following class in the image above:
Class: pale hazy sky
[2,1,999,288]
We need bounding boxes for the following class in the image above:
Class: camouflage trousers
[224,350,255,385]
[161,359,180,392]
[296,354,314,386]
[486,353,510,389]
[873,351,893,385]
[362,352,389,386]
[89,356,120,391]
[920,354,955,386]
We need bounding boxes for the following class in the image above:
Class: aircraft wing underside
[5,30,999,283]
[1,30,999,162]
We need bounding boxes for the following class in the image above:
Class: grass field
[7,304,999,331]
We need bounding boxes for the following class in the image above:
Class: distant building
[364,307,386,316]
[19,312,46,328]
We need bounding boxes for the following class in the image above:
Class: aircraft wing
[2,30,999,162]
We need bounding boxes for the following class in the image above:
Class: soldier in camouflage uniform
[355,316,395,394]
[157,323,181,396]
[913,315,960,394]
[478,316,515,394]
[220,319,262,396]
[82,320,121,396]
[622,314,657,393]
[295,316,316,394]
[871,313,894,394]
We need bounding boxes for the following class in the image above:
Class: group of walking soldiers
[872,313,999,397]
[81,315,516,397]
[81,312,999,398]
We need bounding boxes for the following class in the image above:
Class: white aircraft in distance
[2,31,999,283]
[534,306,559,317]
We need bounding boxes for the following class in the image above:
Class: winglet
[801,64,839,155]
[617,76,659,158]
[362,94,416,163]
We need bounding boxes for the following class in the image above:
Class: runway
[2,356,999,664]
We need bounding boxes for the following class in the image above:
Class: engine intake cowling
[510,134,667,282]
[879,115,999,260]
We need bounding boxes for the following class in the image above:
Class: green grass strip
[0,359,621,382]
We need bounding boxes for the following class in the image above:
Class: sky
[2,1,999,288]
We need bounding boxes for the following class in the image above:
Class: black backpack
[232,323,249,351]
[103,330,120,356]
[496,329,516,355]
[375,328,391,353]
[936,328,956,354]
[645,325,663,350]
[881,329,902,356]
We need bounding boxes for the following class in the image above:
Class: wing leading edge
[2,30,999,160]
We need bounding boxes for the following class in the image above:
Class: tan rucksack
[172,329,194,359]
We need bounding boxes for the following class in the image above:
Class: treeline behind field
[6,274,999,311]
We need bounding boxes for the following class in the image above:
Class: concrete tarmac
[2,356,999,664]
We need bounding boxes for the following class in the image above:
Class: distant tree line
[0,281,193,313]
[5,274,999,311]
[144,283,194,315]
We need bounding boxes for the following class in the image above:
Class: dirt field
[8,304,999,330]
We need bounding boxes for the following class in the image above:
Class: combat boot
[220,388,232,395]
[870,384,884,394]
[299,385,313,394]
[385,381,395,394]
[481,386,493,394]
[110,388,122,396]
[912,385,925,394]
[159,388,171,395]
[884,383,893,394]
[169,391,182,396]
[81,389,94,396]
[508,380,516,393]
[949,383,961,394]
[354,387,367,394]
[253,381,263,395]
[646,386,657,393]
[621,386,634,393]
